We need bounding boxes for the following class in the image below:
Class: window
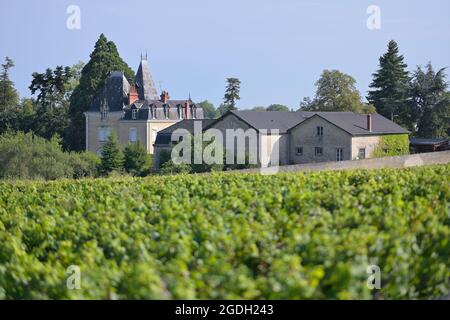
[336,148,343,161]
[296,147,303,155]
[358,148,366,159]
[316,126,323,136]
[101,109,108,120]
[315,147,323,156]
[98,127,111,142]
[132,109,137,120]
[129,128,137,142]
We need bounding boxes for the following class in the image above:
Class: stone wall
[230,150,450,174]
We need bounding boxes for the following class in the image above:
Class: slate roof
[410,137,449,146]
[295,112,409,136]
[155,119,216,145]
[206,110,408,136]
[122,100,204,120]
[88,58,203,121]
[135,59,158,100]
[227,110,306,133]
[88,71,130,112]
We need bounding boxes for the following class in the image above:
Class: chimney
[367,114,372,132]
[128,85,138,105]
[184,100,190,119]
[160,90,170,103]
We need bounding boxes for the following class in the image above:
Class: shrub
[69,151,100,179]
[373,134,410,157]
[0,131,73,180]
[123,142,151,176]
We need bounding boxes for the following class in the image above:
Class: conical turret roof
[135,58,158,100]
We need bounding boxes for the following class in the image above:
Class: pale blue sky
[1,0,449,109]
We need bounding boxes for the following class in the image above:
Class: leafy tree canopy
[299,69,375,114]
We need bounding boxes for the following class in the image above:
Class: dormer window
[100,98,108,121]
[101,109,108,120]
[178,105,184,119]
[132,109,137,120]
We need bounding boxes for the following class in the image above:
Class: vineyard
[0,164,449,299]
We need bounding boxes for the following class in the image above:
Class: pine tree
[0,57,20,134]
[367,40,409,123]
[68,34,135,151]
[100,132,123,174]
[123,141,150,176]
[223,78,241,112]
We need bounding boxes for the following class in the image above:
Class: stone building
[153,110,409,168]
[84,58,203,156]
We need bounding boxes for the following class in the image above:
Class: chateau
[84,58,204,156]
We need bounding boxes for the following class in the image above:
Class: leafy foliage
[0,165,448,299]
[409,64,450,138]
[68,34,135,151]
[300,70,375,114]
[373,134,410,157]
[100,133,123,175]
[123,142,151,176]
[0,131,99,180]
[0,57,20,135]
[197,100,219,119]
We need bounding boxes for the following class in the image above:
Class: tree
[409,64,450,138]
[68,34,135,151]
[28,63,83,147]
[367,40,410,122]
[250,106,266,111]
[223,78,241,112]
[123,142,151,176]
[100,132,123,174]
[217,103,230,116]
[0,57,20,134]
[0,131,99,180]
[198,100,219,118]
[267,104,289,112]
[299,70,375,114]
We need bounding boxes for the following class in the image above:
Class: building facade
[153,110,409,168]
[84,58,203,156]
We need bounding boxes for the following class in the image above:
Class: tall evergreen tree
[367,40,410,123]
[0,57,20,134]
[68,34,135,151]
[223,78,241,112]
[100,132,123,174]
[409,63,450,138]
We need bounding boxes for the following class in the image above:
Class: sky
[1,0,449,109]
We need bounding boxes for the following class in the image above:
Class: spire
[135,57,158,100]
